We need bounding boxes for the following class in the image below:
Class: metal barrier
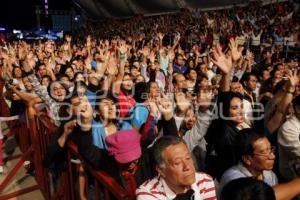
[0,104,133,200]
[35,115,132,200]
[66,141,132,200]
[0,112,38,200]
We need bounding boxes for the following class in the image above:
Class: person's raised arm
[112,41,127,94]
[210,44,233,92]
[22,53,61,125]
[86,35,92,58]
[267,70,299,133]
[157,32,164,50]
[172,33,181,50]
[273,178,300,200]
[157,94,178,136]
[57,120,77,148]
[9,85,39,103]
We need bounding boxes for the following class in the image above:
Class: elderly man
[218,128,300,200]
[136,136,216,200]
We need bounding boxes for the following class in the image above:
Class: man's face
[97,99,116,120]
[248,138,275,171]
[230,82,244,95]
[176,56,185,66]
[175,74,186,91]
[23,77,33,92]
[246,75,257,92]
[158,143,196,190]
[41,77,50,87]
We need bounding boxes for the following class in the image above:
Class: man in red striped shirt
[136,136,216,200]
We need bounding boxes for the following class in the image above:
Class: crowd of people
[0,0,300,199]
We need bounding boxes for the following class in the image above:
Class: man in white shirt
[136,136,216,200]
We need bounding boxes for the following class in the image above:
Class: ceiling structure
[72,0,249,20]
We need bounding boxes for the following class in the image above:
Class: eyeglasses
[253,146,276,158]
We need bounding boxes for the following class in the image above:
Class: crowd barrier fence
[0,100,133,200]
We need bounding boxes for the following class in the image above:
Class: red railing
[0,103,133,199]
[66,141,132,200]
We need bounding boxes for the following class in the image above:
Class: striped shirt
[136,172,216,200]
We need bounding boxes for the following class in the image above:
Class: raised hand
[229,37,243,61]
[149,51,156,63]
[157,32,164,41]
[286,69,299,87]
[106,56,118,76]
[104,40,110,48]
[63,119,77,137]
[211,44,233,74]
[118,40,127,55]
[175,92,191,112]
[148,99,160,118]
[141,46,150,57]
[174,33,181,43]
[0,49,9,60]
[22,52,36,72]
[86,35,92,47]
[157,94,173,120]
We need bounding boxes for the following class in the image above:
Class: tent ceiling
[73,0,249,19]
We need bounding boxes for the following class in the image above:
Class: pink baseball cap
[105,129,141,164]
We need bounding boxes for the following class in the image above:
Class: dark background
[0,0,72,30]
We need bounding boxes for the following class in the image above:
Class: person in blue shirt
[173,54,188,74]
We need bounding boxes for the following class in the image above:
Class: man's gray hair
[152,136,186,168]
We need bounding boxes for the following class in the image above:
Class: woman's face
[188,70,197,81]
[262,70,270,81]
[199,64,208,74]
[76,85,87,97]
[65,68,74,80]
[274,70,282,79]
[135,75,145,83]
[121,75,133,91]
[75,73,85,82]
[149,82,160,98]
[41,77,50,87]
[277,64,284,72]
[229,97,245,125]
[51,82,67,102]
[98,99,116,120]
[54,64,61,74]
[188,60,194,68]
[13,67,22,78]
[184,109,196,129]
[199,78,209,90]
